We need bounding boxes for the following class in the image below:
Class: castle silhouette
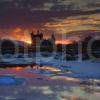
[31,30,55,46]
[30,30,55,52]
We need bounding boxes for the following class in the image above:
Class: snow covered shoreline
[0,54,100,80]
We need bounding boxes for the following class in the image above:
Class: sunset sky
[0,0,100,44]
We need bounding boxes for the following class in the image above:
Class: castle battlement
[31,30,55,47]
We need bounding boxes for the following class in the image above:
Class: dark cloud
[50,3,77,12]
[0,0,100,29]
[87,2,100,8]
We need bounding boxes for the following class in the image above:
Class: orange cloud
[10,27,31,43]
[56,40,73,45]
[13,27,23,33]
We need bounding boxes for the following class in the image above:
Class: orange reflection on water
[50,76,80,82]
[15,66,23,70]
[32,66,61,72]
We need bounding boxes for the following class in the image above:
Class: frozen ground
[0,68,100,100]
[0,53,100,100]
[0,53,100,79]
[0,75,25,85]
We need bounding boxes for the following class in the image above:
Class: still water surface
[0,66,100,100]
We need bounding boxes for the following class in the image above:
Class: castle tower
[31,30,43,47]
[31,31,34,45]
[51,33,55,44]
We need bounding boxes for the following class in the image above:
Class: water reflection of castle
[31,30,55,51]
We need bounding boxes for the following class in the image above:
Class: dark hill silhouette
[0,39,30,54]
